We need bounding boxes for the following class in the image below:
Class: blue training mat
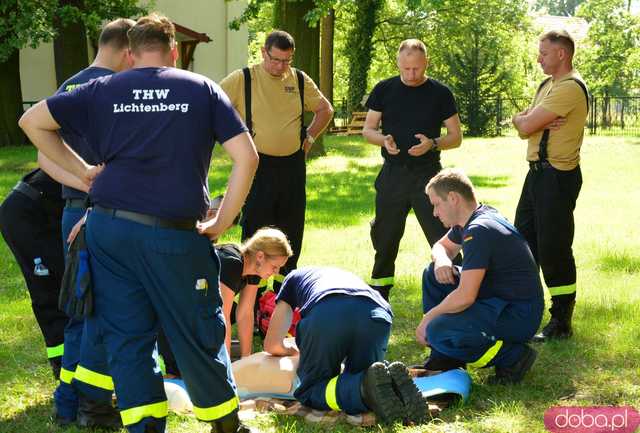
[414,369,472,402]
[164,369,471,404]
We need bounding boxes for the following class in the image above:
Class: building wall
[19,0,248,102]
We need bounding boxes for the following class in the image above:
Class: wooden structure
[329,111,368,135]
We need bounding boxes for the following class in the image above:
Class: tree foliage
[533,0,586,16]
[576,0,640,95]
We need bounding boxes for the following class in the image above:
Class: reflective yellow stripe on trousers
[548,283,576,296]
[120,401,168,426]
[192,395,239,421]
[59,367,75,384]
[468,340,503,368]
[324,376,341,411]
[75,365,115,391]
[369,276,395,287]
[46,343,64,359]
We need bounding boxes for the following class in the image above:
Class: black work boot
[488,345,537,385]
[211,411,258,433]
[386,361,429,425]
[532,297,575,342]
[76,396,122,430]
[360,362,404,424]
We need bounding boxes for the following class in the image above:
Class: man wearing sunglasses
[220,30,333,293]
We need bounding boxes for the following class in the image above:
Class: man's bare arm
[512,105,559,136]
[38,151,91,193]
[19,101,93,184]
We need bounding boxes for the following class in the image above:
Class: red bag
[257,291,301,337]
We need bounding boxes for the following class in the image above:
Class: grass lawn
[1,134,639,433]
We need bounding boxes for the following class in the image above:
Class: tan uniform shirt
[220,64,323,156]
[527,71,588,170]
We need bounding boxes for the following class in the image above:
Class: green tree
[0,0,146,147]
[534,0,587,16]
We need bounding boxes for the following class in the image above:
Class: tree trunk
[0,50,27,147]
[274,0,325,157]
[53,0,89,87]
[346,0,383,113]
[320,9,334,108]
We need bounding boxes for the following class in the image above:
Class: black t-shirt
[23,169,62,203]
[217,244,245,293]
[366,76,457,167]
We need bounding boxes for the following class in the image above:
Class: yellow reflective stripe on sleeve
[120,401,168,426]
[258,278,268,289]
[59,367,75,384]
[192,395,239,421]
[548,283,577,296]
[468,340,503,368]
[325,376,341,411]
[46,343,64,359]
[369,276,395,287]
[75,365,114,391]
[273,273,285,283]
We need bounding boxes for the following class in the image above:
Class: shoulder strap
[571,78,589,113]
[535,77,552,97]
[242,67,253,136]
[295,68,306,146]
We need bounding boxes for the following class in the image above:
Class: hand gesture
[197,217,223,242]
[383,135,400,155]
[67,212,87,244]
[408,134,432,157]
[84,163,104,189]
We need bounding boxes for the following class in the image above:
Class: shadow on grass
[306,160,378,227]
[598,252,640,274]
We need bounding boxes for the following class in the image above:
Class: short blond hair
[398,39,427,57]
[540,29,575,58]
[240,227,293,259]
[128,13,175,55]
[426,168,476,202]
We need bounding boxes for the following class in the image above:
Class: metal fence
[491,95,640,137]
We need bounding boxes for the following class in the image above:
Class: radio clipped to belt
[59,225,94,319]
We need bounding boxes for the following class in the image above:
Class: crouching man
[264,266,427,424]
[416,169,543,384]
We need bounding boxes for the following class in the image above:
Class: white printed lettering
[154,89,170,99]
[132,89,142,100]
[142,89,154,100]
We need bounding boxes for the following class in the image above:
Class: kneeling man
[415,169,543,384]
[265,266,427,424]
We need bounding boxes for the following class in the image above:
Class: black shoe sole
[363,363,405,424]
[387,362,429,425]
[489,347,537,385]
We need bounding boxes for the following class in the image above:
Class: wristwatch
[306,130,316,145]
[431,137,439,151]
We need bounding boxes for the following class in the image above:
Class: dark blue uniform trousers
[86,211,238,432]
[422,264,543,369]
[294,295,392,414]
[55,206,112,418]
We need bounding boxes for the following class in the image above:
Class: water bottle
[33,257,50,276]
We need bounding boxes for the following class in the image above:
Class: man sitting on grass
[415,168,544,384]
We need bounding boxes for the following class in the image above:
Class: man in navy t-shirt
[264,267,428,425]
[19,13,259,433]
[36,18,135,429]
[362,39,463,301]
[415,168,543,384]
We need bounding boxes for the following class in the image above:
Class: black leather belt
[13,181,42,201]
[65,198,87,209]
[93,205,197,231]
[529,160,552,171]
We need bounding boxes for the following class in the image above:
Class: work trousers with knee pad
[422,264,543,369]
[294,295,392,415]
[86,211,238,433]
[515,165,582,299]
[370,161,448,293]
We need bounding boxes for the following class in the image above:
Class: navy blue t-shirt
[276,267,392,316]
[55,66,114,200]
[47,67,248,219]
[366,77,457,167]
[447,205,543,301]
